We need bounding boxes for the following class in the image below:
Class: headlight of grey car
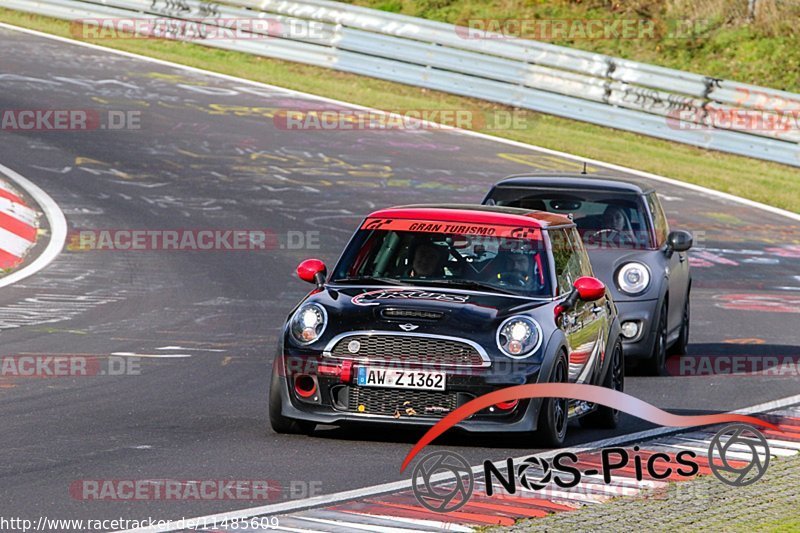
[617,262,651,295]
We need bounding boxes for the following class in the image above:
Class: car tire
[580,339,624,429]
[269,357,315,435]
[534,354,569,448]
[642,303,669,377]
[669,294,690,356]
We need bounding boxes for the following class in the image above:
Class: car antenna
[581,162,588,175]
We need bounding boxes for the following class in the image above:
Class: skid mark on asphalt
[207,405,800,532]
[0,251,173,331]
[0,293,123,331]
[714,293,800,313]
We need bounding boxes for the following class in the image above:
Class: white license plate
[356,367,446,391]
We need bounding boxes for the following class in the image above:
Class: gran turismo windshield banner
[360,218,543,240]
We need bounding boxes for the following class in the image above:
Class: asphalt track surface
[0,26,799,527]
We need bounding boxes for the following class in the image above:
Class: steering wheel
[586,228,631,247]
[589,228,621,239]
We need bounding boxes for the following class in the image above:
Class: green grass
[1,7,798,213]
[734,518,800,532]
[344,0,800,93]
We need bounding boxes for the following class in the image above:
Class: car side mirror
[574,276,606,301]
[297,259,327,288]
[667,230,693,253]
[561,276,606,312]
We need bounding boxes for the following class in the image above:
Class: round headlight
[617,262,651,295]
[496,316,542,358]
[290,303,327,345]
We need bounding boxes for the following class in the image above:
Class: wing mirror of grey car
[297,258,327,288]
[667,230,693,254]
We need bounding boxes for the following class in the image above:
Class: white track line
[0,162,67,288]
[670,434,796,456]
[110,352,193,358]
[0,22,798,224]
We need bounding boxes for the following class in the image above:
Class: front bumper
[275,353,545,432]
[615,298,659,359]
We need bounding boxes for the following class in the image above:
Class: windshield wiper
[332,277,404,285]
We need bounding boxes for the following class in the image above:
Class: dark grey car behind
[483,174,693,375]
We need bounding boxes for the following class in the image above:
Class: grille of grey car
[347,387,458,418]
[379,308,444,320]
[329,335,485,367]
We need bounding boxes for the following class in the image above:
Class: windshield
[487,188,654,249]
[331,221,553,297]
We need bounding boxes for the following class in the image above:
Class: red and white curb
[186,403,800,533]
[0,174,39,269]
[0,163,66,287]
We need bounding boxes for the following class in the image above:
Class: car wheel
[535,355,569,447]
[642,303,668,376]
[269,357,315,435]
[669,295,690,356]
[580,339,624,429]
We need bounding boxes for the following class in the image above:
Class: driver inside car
[599,205,635,244]
[603,205,628,231]
[495,250,536,288]
[409,241,448,278]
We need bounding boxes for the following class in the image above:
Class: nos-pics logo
[410,451,473,513]
[411,424,770,512]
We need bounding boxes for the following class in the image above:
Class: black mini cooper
[269,205,623,446]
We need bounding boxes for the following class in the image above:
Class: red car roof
[364,205,572,229]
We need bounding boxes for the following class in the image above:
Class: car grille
[328,334,486,367]
[347,387,459,418]
[380,308,444,321]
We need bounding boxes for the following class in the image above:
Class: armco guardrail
[4,0,800,167]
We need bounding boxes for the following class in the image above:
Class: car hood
[299,284,551,343]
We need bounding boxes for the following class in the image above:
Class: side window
[550,229,582,295]
[646,193,669,247]
[569,227,594,277]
